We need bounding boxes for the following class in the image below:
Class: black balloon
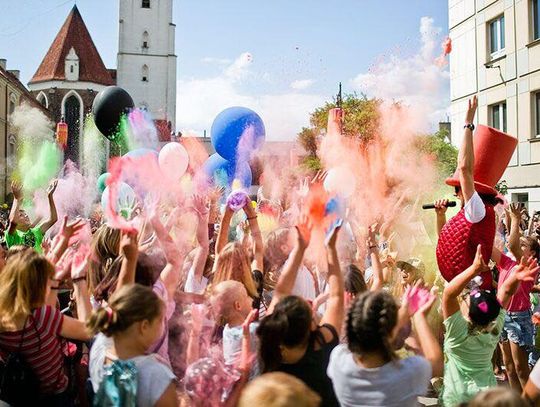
[92,86,134,140]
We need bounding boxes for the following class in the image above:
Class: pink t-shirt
[497,253,535,312]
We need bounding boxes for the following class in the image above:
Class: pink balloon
[158,142,189,181]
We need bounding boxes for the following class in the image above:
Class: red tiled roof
[29,5,113,86]
[0,66,52,118]
[155,120,173,142]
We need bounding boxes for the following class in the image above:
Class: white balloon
[158,142,189,181]
[324,166,356,198]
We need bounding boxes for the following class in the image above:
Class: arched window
[142,0,150,8]
[37,91,48,108]
[142,65,149,82]
[63,92,82,164]
[142,31,149,49]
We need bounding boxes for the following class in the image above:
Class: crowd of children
[1,98,540,407]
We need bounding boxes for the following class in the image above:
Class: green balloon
[97,173,111,193]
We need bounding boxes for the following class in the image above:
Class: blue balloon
[203,153,252,189]
[210,107,265,161]
[124,148,158,160]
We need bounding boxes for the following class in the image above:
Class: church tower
[117,0,177,139]
[28,5,114,165]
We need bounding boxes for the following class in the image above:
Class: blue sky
[0,0,450,140]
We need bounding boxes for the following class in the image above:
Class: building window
[36,92,48,108]
[513,193,529,211]
[142,31,149,49]
[534,92,540,137]
[534,0,540,40]
[142,0,150,8]
[490,102,507,132]
[489,15,505,58]
[64,93,81,164]
[142,65,149,82]
[8,94,16,116]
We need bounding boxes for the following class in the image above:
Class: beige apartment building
[0,59,51,202]
[449,0,540,212]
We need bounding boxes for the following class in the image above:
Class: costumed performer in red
[435,96,518,289]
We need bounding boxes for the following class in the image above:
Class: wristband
[247,216,258,220]
[72,276,87,284]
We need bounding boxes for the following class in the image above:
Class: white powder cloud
[351,16,450,131]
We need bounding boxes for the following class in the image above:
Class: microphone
[422,201,457,210]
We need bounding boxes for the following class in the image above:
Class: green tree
[297,94,458,179]
[297,93,381,170]
[417,128,458,180]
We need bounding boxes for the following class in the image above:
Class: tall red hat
[445,125,517,196]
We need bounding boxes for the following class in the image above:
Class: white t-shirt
[89,333,176,407]
[292,265,317,300]
[464,192,486,224]
[184,265,208,294]
[327,344,432,407]
[223,322,260,378]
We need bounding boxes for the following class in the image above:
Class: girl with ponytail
[327,289,442,407]
[88,284,177,407]
[256,211,343,407]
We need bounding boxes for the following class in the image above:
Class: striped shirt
[0,306,67,394]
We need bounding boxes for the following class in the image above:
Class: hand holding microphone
[422,199,457,212]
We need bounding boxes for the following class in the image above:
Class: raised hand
[505,202,522,220]
[465,95,478,125]
[472,244,489,275]
[120,229,139,263]
[311,170,327,187]
[515,256,540,283]
[11,181,23,200]
[47,179,58,197]
[295,214,313,250]
[325,219,342,248]
[434,199,450,215]
[59,216,86,242]
[242,309,258,337]
[366,222,378,249]
[403,281,436,316]
[71,245,90,279]
[192,195,209,218]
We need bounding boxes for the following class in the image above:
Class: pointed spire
[29,5,113,85]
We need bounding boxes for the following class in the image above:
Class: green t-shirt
[4,227,44,253]
[441,309,505,406]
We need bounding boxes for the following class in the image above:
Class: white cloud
[350,16,450,131]
[201,57,232,65]
[176,52,325,141]
[290,79,315,90]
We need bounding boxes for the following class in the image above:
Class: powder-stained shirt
[441,309,505,406]
[4,226,44,253]
[0,306,67,394]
